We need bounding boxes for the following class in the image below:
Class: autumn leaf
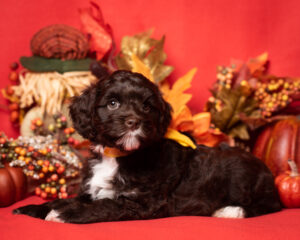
[131,54,154,82]
[194,129,229,147]
[209,87,258,140]
[79,2,112,60]
[247,52,268,75]
[231,52,268,78]
[162,68,197,118]
[115,30,173,83]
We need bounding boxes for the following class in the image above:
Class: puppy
[14,70,282,223]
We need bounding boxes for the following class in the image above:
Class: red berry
[9,71,18,82]
[0,138,6,144]
[73,140,80,146]
[57,166,65,174]
[28,165,34,170]
[35,187,41,196]
[67,137,74,144]
[61,192,68,199]
[8,103,19,111]
[60,186,67,193]
[10,62,19,70]
[28,146,34,152]
[33,151,39,158]
[5,86,14,96]
[60,116,67,122]
[51,174,58,181]
[55,163,60,168]
[43,160,50,167]
[10,111,19,123]
[41,191,47,199]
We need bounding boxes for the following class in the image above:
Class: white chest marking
[87,156,119,200]
[212,206,245,218]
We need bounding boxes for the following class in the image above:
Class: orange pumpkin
[275,160,300,208]
[252,117,300,176]
[0,164,27,207]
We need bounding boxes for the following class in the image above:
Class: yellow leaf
[131,54,155,82]
[162,68,197,115]
[171,105,193,129]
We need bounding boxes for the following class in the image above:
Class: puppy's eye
[107,99,120,110]
[143,103,151,113]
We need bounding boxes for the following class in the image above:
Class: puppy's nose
[125,117,141,130]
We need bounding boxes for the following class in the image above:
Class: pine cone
[31,24,89,60]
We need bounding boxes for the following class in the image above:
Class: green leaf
[210,87,258,137]
[20,56,92,73]
[228,123,250,140]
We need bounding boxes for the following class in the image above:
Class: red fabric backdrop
[1,1,300,239]
[1,0,300,138]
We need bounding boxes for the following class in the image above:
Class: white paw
[212,206,245,218]
[45,210,64,223]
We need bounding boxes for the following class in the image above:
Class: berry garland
[0,114,84,199]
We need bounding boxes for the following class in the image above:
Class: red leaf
[79,2,112,60]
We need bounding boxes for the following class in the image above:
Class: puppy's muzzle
[125,117,141,130]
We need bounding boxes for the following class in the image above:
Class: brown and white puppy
[13,70,281,223]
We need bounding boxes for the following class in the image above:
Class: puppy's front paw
[45,210,65,223]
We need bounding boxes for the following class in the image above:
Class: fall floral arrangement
[1,2,300,207]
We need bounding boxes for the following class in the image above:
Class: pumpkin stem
[288,159,299,177]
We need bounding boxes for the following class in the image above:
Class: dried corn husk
[13,71,97,115]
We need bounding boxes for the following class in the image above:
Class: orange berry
[42,166,48,173]
[15,147,21,154]
[19,149,27,156]
[37,160,44,166]
[25,157,31,164]
[48,165,55,172]
[45,186,51,193]
[50,188,57,195]
[59,178,66,185]
[35,119,43,126]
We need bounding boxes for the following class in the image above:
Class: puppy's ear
[158,97,172,135]
[69,85,98,141]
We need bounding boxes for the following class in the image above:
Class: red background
[1,0,300,138]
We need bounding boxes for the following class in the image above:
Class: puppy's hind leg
[212,206,246,218]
